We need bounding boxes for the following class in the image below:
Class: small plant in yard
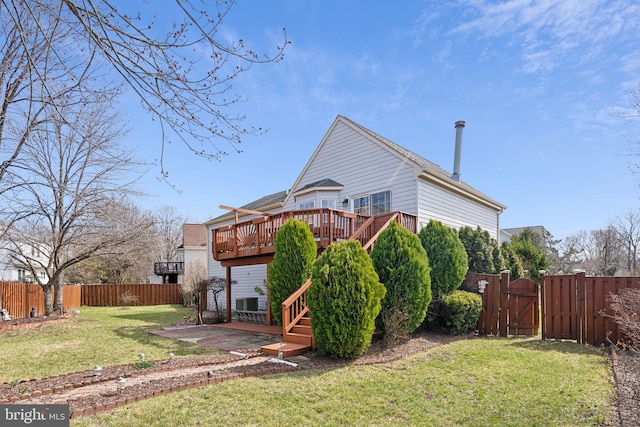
[438,290,482,335]
[9,379,19,388]
[120,290,139,308]
[605,287,640,351]
[133,361,155,370]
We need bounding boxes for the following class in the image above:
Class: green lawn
[71,337,614,427]
[0,305,217,381]
[0,306,615,426]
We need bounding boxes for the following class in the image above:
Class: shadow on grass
[111,325,216,357]
[111,305,197,328]
[506,336,608,356]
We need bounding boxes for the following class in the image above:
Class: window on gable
[353,190,391,216]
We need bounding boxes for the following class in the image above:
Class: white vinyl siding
[283,121,417,215]
[417,180,499,240]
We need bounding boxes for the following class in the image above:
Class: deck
[212,208,417,265]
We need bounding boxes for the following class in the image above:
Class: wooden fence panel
[584,276,640,346]
[0,282,81,318]
[80,284,182,306]
[464,273,501,336]
[542,274,579,341]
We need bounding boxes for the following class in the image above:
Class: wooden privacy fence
[469,271,640,346]
[0,282,81,318]
[81,283,182,307]
[541,272,640,346]
[469,271,539,337]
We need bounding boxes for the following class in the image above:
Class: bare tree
[88,201,157,284]
[181,259,207,306]
[563,228,621,276]
[613,210,640,276]
[154,206,184,266]
[1,0,289,183]
[1,90,151,314]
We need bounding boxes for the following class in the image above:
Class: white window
[18,269,25,282]
[371,190,391,215]
[321,199,336,209]
[299,200,315,210]
[353,190,391,216]
[353,195,369,216]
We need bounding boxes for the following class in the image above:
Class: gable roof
[205,190,288,225]
[206,115,506,226]
[294,178,343,196]
[284,115,506,212]
[182,223,207,247]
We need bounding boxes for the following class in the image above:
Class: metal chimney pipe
[451,120,465,182]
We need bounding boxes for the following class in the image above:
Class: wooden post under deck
[266,264,272,325]
[226,266,232,323]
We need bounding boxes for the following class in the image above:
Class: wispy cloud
[451,0,639,73]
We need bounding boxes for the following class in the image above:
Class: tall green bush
[501,241,524,279]
[308,241,385,359]
[458,226,496,274]
[371,221,431,343]
[267,218,317,325]
[510,235,549,283]
[418,220,467,300]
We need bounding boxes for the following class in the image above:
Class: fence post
[576,271,586,345]
[540,270,546,340]
[499,270,511,337]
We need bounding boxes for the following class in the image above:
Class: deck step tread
[261,342,310,357]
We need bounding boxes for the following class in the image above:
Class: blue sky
[125,0,640,241]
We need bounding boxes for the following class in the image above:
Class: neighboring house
[177,223,208,282]
[205,115,506,316]
[0,228,50,284]
[501,226,550,246]
[153,223,207,284]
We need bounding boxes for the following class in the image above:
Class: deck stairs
[261,316,313,357]
[261,212,411,358]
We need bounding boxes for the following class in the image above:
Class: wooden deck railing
[213,208,370,261]
[358,211,417,252]
[281,278,313,339]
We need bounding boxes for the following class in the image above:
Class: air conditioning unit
[236,297,258,311]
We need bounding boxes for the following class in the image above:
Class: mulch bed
[609,347,640,427]
[0,315,68,330]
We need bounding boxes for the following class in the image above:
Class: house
[0,226,50,284]
[501,226,550,246]
[153,223,208,284]
[205,115,506,325]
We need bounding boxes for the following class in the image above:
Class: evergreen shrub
[307,241,385,359]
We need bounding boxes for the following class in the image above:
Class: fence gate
[501,276,539,336]
[471,272,539,337]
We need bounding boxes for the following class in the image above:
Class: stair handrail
[360,212,400,252]
[348,216,375,247]
[281,277,312,336]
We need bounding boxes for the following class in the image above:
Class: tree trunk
[50,274,63,314]
[42,284,54,316]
